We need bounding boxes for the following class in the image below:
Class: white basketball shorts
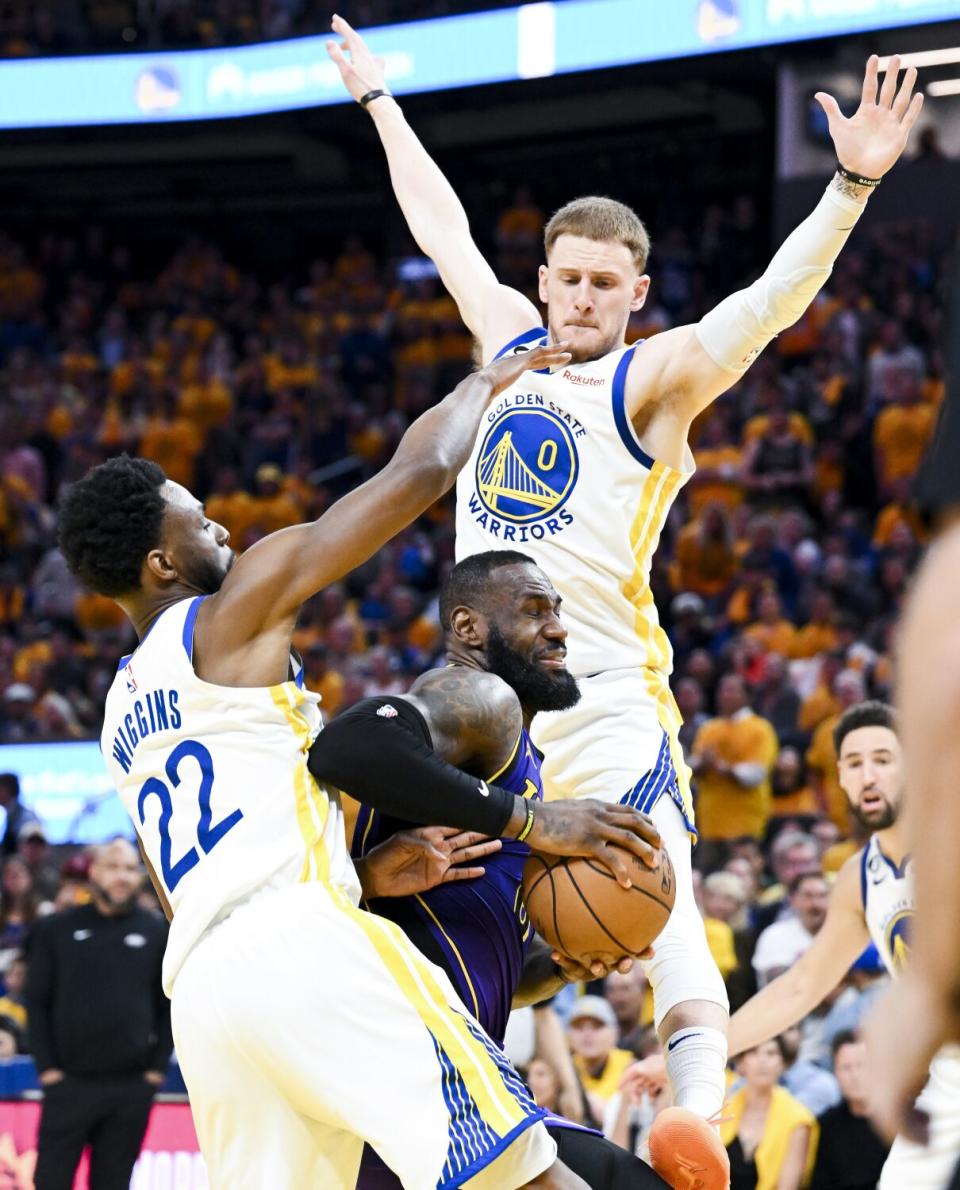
[171,881,556,1189]
[532,667,728,1026]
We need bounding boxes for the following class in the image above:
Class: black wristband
[308,696,516,838]
[837,162,881,188]
[359,89,391,109]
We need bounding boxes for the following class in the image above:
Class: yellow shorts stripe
[270,683,331,883]
[329,884,527,1135]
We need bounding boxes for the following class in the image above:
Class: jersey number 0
[137,739,243,892]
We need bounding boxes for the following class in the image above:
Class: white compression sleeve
[694,176,870,374]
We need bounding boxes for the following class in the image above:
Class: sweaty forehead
[547,234,636,275]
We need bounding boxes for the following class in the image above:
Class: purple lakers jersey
[352,725,542,1044]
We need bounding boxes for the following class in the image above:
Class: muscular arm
[727,855,869,1057]
[328,15,538,350]
[406,666,522,777]
[627,57,921,463]
[512,934,567,1008]
[193,343,567,688]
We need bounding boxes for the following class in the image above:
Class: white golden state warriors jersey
[860,836,912,976]
[101,596,359,995]
[456,329,693,678]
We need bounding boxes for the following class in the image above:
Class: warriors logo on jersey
[861,837,913,978]
[475,407,579,527]
[885,911,912,972]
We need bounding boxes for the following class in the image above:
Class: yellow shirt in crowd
[573,1048,635,1105]
[692,710,779,841]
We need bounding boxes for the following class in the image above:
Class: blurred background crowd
[0,0,515,56]
[0,183,946,1180]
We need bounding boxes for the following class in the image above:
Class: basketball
[521,845,676,968]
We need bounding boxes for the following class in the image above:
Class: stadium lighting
[927,77,960,95]
[877,48,960,69]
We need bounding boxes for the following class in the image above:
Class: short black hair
[833,700,897,756]
[0,774,19,800]
[439,551,536,628]
[58,455,167,597]
[831,1028,860,1059]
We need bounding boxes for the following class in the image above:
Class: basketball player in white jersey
[723,701,960,1188]
[56,342,670,1190]
[328,17,923,1185]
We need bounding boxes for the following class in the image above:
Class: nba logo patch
[376,704,398,718]
[125,664,138,694]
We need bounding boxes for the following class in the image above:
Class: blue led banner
[0,0,953,129]
[0,741,132,845]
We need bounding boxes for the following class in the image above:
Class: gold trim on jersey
[618,459,695,829]
[414,893,482,1021]
[487,731,523,784]
[269,683,331,883]
[328,883,529,1135]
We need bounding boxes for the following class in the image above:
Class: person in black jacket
[26,838,171,1190]
[811,1031,888,1190]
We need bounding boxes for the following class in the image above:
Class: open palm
[816,55,923,180]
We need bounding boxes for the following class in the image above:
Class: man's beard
[90,879,137,913]
[850,796,897,831]
[486,625,581,713]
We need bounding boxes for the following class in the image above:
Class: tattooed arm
[406,666,523,779]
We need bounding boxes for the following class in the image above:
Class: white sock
[662,1026,728,1118]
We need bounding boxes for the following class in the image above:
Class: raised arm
[197,342,569,686]
[727,855,869,1057]
[628,56,923,459]
[326,15,538,350]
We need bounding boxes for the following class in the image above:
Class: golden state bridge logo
[473,408,579,531]
[885,910,912,972]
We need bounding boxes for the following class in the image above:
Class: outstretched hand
[815,55,923,180]
[327,14,388,104]
[475,341,572,399]
[359,826,501,900]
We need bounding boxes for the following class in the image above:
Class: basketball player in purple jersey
[329,19,924,1185]
[311,551,669,1189]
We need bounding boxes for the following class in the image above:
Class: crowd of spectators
[0,175,948,1182]
[0,0,514,57]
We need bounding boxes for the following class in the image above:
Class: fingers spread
[879,55,900,108]
[893,65,918,119]
[444,865,485,882]
[903,91,924,132]
[862,53,880,106]
[454,839,502,863]
[597,843,633,888]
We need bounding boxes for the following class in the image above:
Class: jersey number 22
[138,739,243,892]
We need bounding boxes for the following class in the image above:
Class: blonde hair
[544,196,651,272]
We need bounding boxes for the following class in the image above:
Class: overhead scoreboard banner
[0,0,954,129]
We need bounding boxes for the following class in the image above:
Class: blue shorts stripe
[620,731,675,816]
[428,1017,540,1189]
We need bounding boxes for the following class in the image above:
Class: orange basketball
[521,845,676,967]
